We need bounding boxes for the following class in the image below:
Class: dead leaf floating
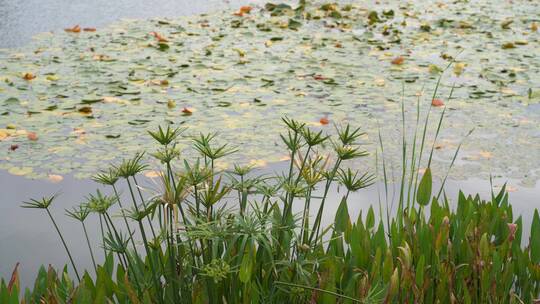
[431,98,444,107]
[234,6,252,16]
[320,117,329,125]
[78,106,93,114]
[391,56,405,65]
[83,27,96,32]
[182,107,193,115]
[48,174,64,183]
[150,31,168,42]
[64,25,81,33]
[27,132,38,141]
[23,73,36,80]
[9,144,18,151]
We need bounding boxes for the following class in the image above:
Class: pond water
[0,0,539,289]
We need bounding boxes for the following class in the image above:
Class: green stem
[46,208,81,282]
[81,221,97,272]
[112,185,137,252]
[309,159,341,245]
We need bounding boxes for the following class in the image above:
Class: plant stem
[112,185,137,252]
[45,208,81,282]
[81,221,97,272]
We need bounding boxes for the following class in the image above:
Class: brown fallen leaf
[532,22,538,32]
[65,25,81,33]
[23,73,36,80]
[391,56,405,65]
[240,6,252,14]
[313,74,326,80]
[27,132,38,141]
[150,31,168,42]
[320,117,329,125]
[83,27,96,32]
[78,106,92,114]
[431,98,444,107]
[182,107,193,115]
[234,5,252,16]
[48,174,64,183]
[9,144,19,151]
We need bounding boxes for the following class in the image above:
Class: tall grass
[2,89,540,303]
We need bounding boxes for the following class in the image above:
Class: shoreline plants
[2,95,540,302]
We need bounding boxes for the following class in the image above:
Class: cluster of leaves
[1,114,540,303]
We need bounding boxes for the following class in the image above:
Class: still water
[0,0,263,48]
[1,168,539,288]
[0,0,539,290]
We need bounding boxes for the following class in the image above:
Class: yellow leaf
[48,174,64,183]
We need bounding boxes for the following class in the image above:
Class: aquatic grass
[65,205,97,272]
[8,107,540,303]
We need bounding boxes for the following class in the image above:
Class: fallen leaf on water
[48,174,63,183]
[0,130,8,141]
[234,5,252,16]
[320,117,329,125]
[506,185,518,192]
[240,6,252,14]
[313,74,326,80]
[78,106,92,114]
[27,132,38,141]
[502,42,515,49]
[150,31,168,42]
[167,99,176,109]
[431,98,444,107]
[532,22,538,32]
[83,27,96,32]
[391,56,405,65]
[93,54,113,61]
[23,73,36,80]
[9,144,18,151]
[145,171,161,178]
[479,151,492,159]
[182,107,193,115]
[64,25,81,33]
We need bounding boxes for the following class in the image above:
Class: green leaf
[334,197,352,239]
[416,168,432,206]
[239,245,254,283]
[530,210,540,263]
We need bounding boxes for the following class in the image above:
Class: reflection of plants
[7,100,540,303]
